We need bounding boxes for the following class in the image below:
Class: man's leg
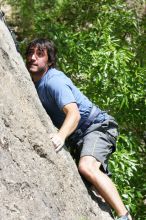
[78,156,131,219]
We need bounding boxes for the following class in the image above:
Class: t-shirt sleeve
[46,77,76,110]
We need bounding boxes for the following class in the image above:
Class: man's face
[26,46,49,75]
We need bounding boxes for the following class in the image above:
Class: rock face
[125,0,146,17]
[0,19,113,220]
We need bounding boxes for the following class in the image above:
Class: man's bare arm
[50,103,81,151]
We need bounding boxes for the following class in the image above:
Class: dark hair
[26,38,57,68]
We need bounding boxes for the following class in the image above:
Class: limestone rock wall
[0,19,113,220]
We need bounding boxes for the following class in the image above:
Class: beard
[26,62,49,75]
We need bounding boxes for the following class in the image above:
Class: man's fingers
[55,145,63,152]
[49,133,64,151]
[52,139,60,147]
[53,139,64,148]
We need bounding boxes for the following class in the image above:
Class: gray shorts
[69,117,119,175]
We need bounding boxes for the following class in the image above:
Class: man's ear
[48,62,52,67]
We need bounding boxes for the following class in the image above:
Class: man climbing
[26,38,132,220]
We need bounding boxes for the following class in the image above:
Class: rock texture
[0,19,113,220]
[125,0,146,17]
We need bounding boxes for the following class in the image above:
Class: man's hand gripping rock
[49,133,65,152]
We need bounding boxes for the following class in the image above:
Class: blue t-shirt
[35,68,101,129]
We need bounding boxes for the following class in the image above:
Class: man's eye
[27,51,34,56]
[36,51,44,57]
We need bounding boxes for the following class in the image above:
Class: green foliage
[110,133,146,219]
[6,0,146,219]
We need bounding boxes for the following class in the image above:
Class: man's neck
[31,71,47,82]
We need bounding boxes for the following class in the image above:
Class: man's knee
[78,156,101,177]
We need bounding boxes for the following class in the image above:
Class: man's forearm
[50,103,81,151]
[58,110,80,140]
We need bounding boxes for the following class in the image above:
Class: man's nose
[31,53,37,60]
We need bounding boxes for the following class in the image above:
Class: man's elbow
[76,112,81,125]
